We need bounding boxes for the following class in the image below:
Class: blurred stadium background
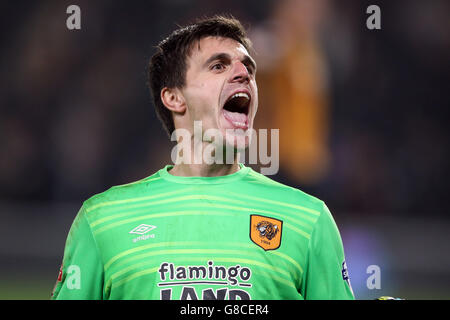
[0,0,449,299]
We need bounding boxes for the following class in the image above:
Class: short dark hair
[147,15,253,137]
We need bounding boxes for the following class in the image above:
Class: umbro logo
[129,224,157,235]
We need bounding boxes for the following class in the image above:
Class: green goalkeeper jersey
[51,164,354,300]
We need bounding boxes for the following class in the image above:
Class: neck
[169,129,244,177]
[169,162,241,177]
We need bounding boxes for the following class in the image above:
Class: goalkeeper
[51,15,354,300]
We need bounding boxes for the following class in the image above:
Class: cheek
[185,84,220,121]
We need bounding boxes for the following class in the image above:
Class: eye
[244,63,255,75]
[211,63,225,71]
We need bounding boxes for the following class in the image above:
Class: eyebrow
[204,52,257,73]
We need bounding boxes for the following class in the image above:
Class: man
[51,15,354,300]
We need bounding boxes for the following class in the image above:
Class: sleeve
[51,205,104,300]
[301,202,355,300]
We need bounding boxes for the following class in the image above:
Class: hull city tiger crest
[250,215,283,251]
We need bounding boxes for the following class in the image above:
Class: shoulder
[245,168,326,214]
[80,170,163,222]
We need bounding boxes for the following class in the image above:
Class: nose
[230,61,250,83]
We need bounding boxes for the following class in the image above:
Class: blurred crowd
[1,0,449,217]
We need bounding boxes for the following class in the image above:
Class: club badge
[250,215,283,251]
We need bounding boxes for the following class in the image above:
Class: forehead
[188,36,251,63]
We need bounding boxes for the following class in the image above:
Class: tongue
[222,109,248,127]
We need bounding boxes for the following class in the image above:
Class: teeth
[231,92,250,100]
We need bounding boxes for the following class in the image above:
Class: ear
[161,87,186,114]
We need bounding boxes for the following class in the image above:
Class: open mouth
[222,92,250,129]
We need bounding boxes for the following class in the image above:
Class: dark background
[0,0,449,299]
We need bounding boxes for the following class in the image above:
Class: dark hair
[147,15,252,137]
